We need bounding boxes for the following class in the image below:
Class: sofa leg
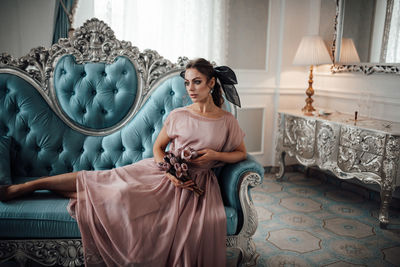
[226,235,258,267]
[14,253,28,267]
[237,236,258,267]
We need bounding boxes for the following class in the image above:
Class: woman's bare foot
[0,184,29,201]
[0,185,12,201]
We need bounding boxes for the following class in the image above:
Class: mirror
[330,0,400,74]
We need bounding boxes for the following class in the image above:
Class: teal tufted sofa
[0,19,264,266]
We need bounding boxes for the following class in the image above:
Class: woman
[1,58,246,267]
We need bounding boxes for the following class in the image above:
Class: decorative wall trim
[237,88,275,95]
[278,87,400,107]
[277,88,305,95]
[238,106,266,155]
[316,88,400,106]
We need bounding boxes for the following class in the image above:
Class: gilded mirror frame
[331,0,400,75]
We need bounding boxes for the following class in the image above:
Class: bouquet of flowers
[158,147,204,196]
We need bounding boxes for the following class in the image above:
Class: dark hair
[184,58,224,108]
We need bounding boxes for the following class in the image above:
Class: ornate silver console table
[276,109,400,228]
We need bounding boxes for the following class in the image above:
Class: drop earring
[182,94,191,106]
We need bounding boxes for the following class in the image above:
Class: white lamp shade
[339,38,360,64]
[293,35,332,66]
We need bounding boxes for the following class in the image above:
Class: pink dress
[68,107,245,267]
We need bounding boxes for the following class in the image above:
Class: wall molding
[278,86,400,107]
[277,87,304,95]
[317,88,400,106]
[237,106,266,155]
[237,87,275,95]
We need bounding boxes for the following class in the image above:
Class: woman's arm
[153,126,195,189]
[190,141,247,165]
[153,126,171,164]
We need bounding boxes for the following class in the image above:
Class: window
[75,0,229,64]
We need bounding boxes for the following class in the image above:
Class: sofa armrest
[220,155,263,267]
[219,154,264,212]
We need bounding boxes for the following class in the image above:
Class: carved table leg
[276,151,286,180]
[379,186,393,229]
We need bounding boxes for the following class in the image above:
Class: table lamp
[293,35,332,115]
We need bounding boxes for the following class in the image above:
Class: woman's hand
[165,172,194,191]
[189,148,218,165]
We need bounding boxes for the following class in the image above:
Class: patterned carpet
[227,171,400,267]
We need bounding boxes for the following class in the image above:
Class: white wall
[227,0,269,69]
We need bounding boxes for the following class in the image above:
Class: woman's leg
[0,172,78,201]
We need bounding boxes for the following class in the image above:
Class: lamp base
[302,97,315,115]
[302,65,315,115]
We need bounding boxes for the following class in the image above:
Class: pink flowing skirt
[68,158,226,267]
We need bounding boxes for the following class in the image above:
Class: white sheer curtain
[89,0,229,64]
[385,0,400,63]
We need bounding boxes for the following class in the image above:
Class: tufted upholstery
[54,55,138,129]
[0,71,188,178]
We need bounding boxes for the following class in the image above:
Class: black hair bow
[214,66,241,108]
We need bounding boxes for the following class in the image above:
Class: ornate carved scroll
[0,18,189,136]
[0,239,84,266]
